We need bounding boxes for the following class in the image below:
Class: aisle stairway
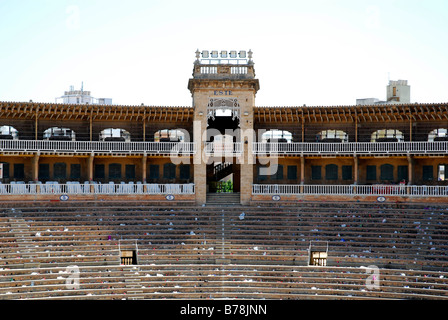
[206,192,240,205]
[9,217,40,269]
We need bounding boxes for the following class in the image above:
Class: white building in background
[356,80,411,105]
[55,83,112,105]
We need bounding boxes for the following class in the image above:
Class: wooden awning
[254,103,448,123]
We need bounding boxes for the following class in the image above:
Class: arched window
[428,128,448,142]
[0,125,19,140]
[43,127,75,141]
[261,130,292,143]
[371,129,403,142]
[154,129,186,142]
[317,130,348,143]
[100,128,130,142]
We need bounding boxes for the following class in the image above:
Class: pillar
[193,118,207,205]
[35,115,38,140]
[89,117,93,141]
[88,153,95,193]
[32,153,39,182]
[141,154,147,183]
[300,155,305,193]
[407,155,414,185]
[354,155,359,185]
[240,133,254,205]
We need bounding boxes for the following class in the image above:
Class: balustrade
[252,184,448,197]
[0,182,195,195]
[0,140,197,154]
[252,141,448,155]
[2,139,446,155]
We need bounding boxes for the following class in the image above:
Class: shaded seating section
[0,201,447,300]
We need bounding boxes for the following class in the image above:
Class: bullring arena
[1,51,448,310]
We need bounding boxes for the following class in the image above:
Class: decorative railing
[205,142,243,156]
[253,141,448,155]
[3,140,446,156]
[252,184,448,197]
[0,140,197,155]
[0,182,195,195]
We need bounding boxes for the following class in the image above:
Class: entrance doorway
[308,241,328,266]
[206,99,241,195]
[309,251,327,266]
[207,161,240,193]
[120,250,137,265]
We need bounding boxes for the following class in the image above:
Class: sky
[0,0,447,107]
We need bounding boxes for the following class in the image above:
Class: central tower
[188,50,260,205]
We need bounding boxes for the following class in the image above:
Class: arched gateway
[188,50,259,205]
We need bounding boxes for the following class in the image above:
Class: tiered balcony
[1,139,447,156]
[0,181,195,195]
[253,141,448,155]
[252,184,448,197]
[0,139,197,155]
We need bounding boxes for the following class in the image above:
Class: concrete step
[206,193,241,205]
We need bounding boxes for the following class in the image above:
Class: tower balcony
[191,49,256,80]
[192,64,255,80]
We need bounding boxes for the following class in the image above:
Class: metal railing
[3,139,445,156]
[252,184,448,197]
[0,182,195,195]
[252,141,448,155]
[0,139,197,154]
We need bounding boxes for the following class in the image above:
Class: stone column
[239,136,254,205]
[239,93,256,206]
[193,117,207,205]
[300,155,305,193]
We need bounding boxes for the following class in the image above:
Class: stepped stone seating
[0,200,447,299]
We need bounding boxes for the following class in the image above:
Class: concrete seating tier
[0,264,447,300]
[0,200,447,299]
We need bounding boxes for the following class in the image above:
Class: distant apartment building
[55,83,112,105]
[357,80,410,105]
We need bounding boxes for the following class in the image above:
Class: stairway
[123,266,145,300]
[213,163,233,181]
[214,208,231,264]
[206,192,240,205]
[9,218,40,268]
